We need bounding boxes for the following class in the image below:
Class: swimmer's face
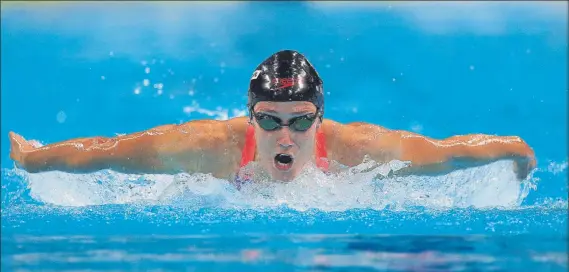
[252,101,320,182]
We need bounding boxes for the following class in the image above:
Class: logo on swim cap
[251,70,262,80]
[273,78,300,90]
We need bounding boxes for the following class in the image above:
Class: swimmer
[9,50,536,183]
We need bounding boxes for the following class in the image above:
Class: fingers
[9,131,33,165]
[9,131,32,151]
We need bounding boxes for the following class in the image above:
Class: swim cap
[248,50,324,115]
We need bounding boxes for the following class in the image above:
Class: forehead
[254,101,316,113]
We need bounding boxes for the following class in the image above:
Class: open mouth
[274,153,294,171]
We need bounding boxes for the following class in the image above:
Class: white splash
[182,101,246,120]
[9,158,537,211]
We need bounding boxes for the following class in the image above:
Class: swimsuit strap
[239,125,257,168]
[239,124,329,171]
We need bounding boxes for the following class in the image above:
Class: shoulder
[175,116,249,143]
[320,118,391,139]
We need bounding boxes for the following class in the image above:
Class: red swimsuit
[236,125,329,185]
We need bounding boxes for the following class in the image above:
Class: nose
[276,127,294,149]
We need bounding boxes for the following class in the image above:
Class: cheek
[294,129,317,147]
[255,130,276,148]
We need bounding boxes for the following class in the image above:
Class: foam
[4,158,540,211]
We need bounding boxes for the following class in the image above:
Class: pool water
[1,2,567,271]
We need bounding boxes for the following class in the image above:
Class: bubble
[143,79,150,86]
[469,65,475,70]
[145,67,150,74]
[109,51,114,56]
[411,123,423,133]
[134,88,141,95]
[157,89,163,95]
[101,76,105,80]
[220,62,226,68]
[392,78,396,82]
[213,78,219,83]
[56,111,67,123]
[188,90,195,96]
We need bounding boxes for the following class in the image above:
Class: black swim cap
[248,50,324,116]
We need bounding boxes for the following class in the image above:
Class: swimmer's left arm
[384,131,536,179]
[325,121,536,180]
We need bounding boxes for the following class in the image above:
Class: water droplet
[56,111,67,123]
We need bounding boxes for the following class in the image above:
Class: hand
[511,138,536,180]
[9,132,35,168]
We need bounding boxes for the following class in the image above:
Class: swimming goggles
[253,112,318,132]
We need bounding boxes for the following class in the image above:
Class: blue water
[1,2,567,271]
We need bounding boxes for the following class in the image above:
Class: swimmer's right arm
[8,119,245,178]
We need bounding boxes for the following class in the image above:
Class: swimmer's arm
[8,120,243,178]
[382,131,536,179]
[325,121,536,179]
